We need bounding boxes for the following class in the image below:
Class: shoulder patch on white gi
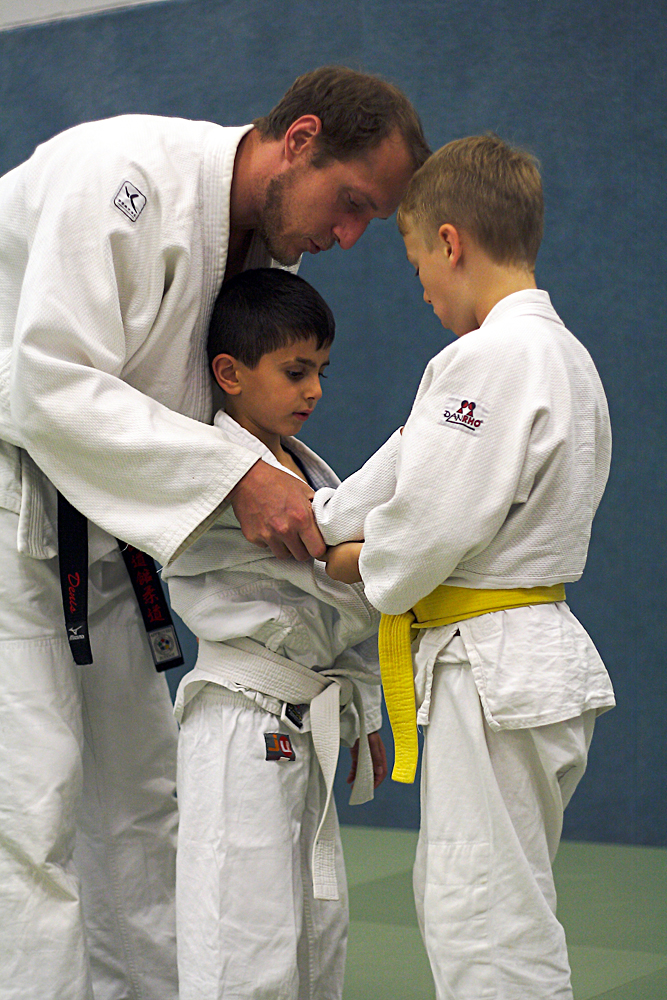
[437,396,489,435]
[113,180,147,222]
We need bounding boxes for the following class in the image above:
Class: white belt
[196,636,379,900]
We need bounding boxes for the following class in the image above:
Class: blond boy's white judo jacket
[0,115,278,564]
[163,410,382,738]
[313,290,616,729]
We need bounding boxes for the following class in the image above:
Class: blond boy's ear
[211,354,242,394]
[437,223,463,267]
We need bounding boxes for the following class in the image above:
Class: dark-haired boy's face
[258,132,414,266]
[219,338,331,445]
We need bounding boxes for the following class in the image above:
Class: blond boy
[315,135,615,999]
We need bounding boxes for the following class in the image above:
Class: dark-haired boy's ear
[437,224,463,267]
[284,115,323,163]
[211,354,242,394]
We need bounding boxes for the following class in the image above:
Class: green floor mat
[340,827,667,1000]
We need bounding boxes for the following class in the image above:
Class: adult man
[0,66,428,999]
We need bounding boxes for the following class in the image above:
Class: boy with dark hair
[206,265,337,369]
[163,268,386,1000]
[316,135,615,999]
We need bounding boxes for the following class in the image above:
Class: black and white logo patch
[437,396,489,435]
[113,180,147,222]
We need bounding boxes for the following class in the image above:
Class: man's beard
[257,172,302,267]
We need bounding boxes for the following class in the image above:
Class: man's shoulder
[29,116,247,183]
[39,114,231,147]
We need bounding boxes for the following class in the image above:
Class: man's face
[258,131,415,266]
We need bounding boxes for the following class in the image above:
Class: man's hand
[229,460,326,560]
[347,731,388,789]
[324,541,363,583]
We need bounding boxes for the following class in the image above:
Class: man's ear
[283,115,322,163]
[437,224,463,267]
[211,354,242,394]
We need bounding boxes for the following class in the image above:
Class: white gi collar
[213,408,339,490]
[481,289,565,329]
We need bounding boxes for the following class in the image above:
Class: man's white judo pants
[176,684,349,1000]
[413,630,595,1000]
[0,509,179,1000]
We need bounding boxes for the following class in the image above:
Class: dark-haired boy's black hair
[207,268,335,370]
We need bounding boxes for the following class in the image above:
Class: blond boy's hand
[347,731,388,789]
[229,459,326,561]
[323,541,363,583]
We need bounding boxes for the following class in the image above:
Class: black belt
[58,492,184,671]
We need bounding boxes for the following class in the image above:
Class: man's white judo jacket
[312,290,616,730]
[0,115,277,564]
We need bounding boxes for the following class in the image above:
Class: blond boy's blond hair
[397,134,544,270]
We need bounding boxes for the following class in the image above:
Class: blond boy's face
[403,221,483,338]
[403,223,457,332]
[217,338,331,443]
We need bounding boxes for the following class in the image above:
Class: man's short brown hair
[397,134,544,269]
[254,65,430,170]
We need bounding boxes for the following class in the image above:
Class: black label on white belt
[265,733,296,761]
[58,492,94,665]
[117,542,184,672]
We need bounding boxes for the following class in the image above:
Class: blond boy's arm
[323,541,363,583]
[358,343,545,615]
[311,429,402,546]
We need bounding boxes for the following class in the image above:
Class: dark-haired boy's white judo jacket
[313,290,616,1000]
[163,409,381,1000]
[0,115,284,1000]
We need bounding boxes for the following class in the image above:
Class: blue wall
[2,0,665,846]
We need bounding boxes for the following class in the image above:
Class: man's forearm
[230,459,326,561]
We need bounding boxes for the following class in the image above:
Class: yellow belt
[378,583,566,784]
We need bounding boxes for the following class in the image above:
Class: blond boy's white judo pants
[413,631,595,1000]
[176,684,348,1000]
[0,509,179,1000]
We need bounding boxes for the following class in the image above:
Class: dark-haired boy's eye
[287,370,304,380]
